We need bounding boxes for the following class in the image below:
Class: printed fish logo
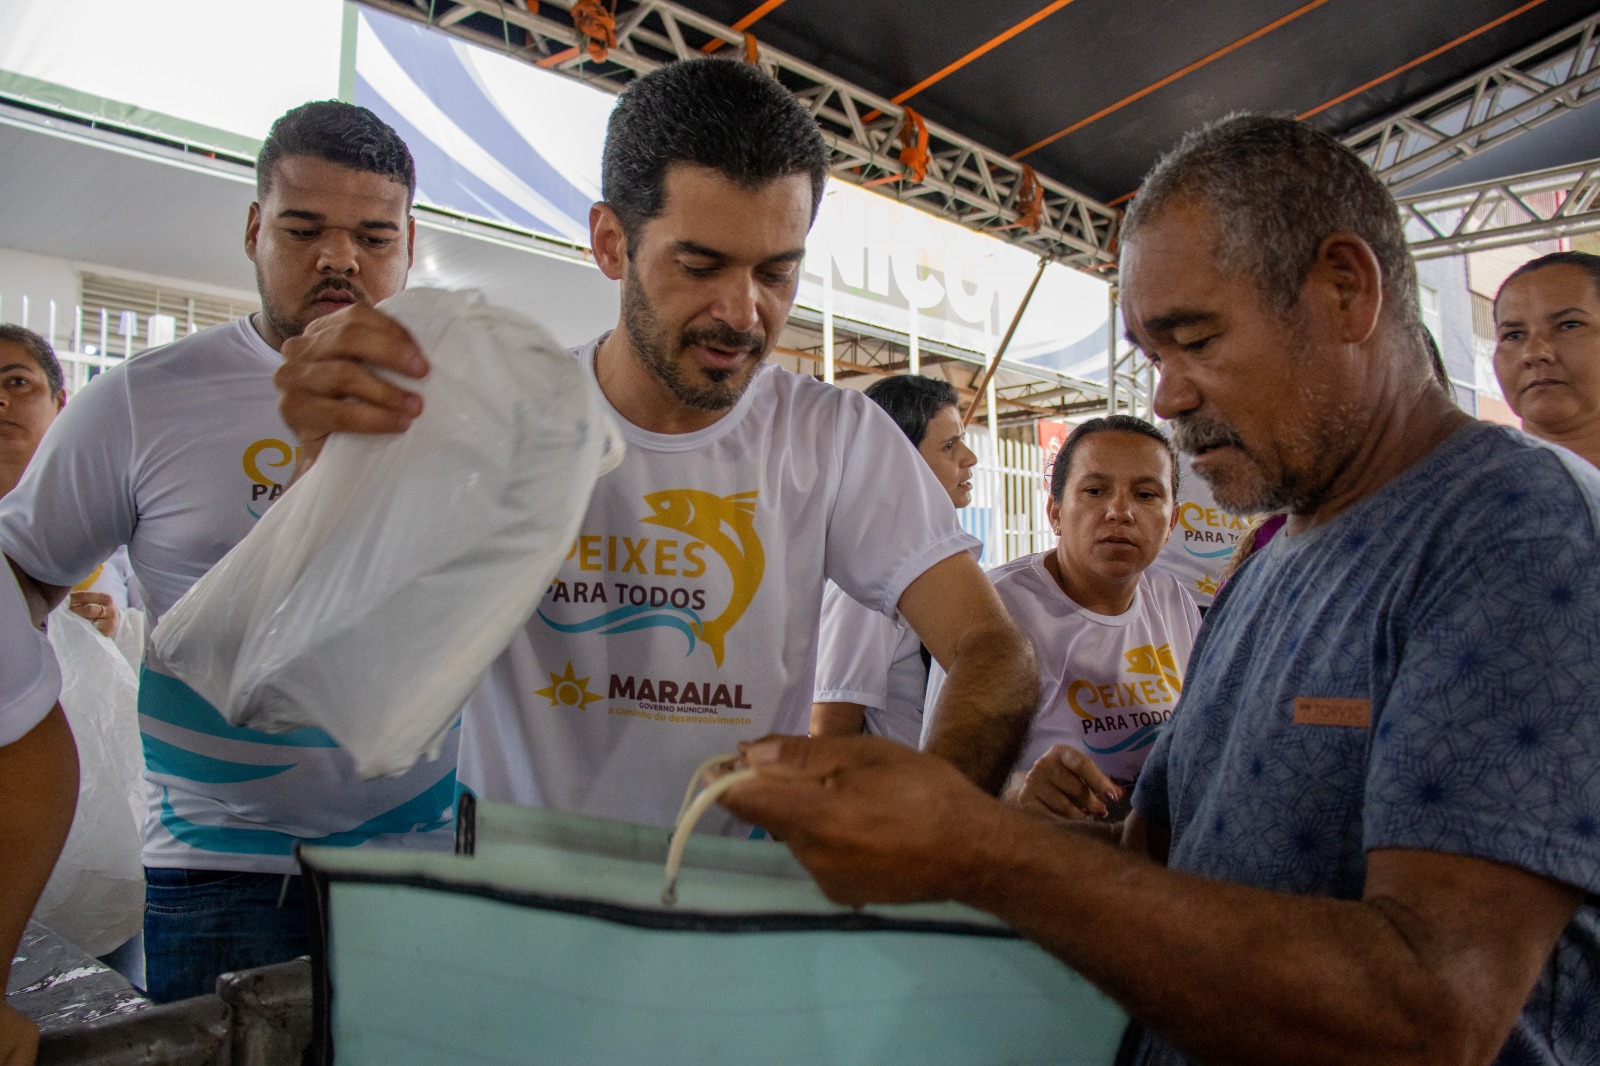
[640,489,763,667]
[242,438,299,520]
[1124,642,1183,695]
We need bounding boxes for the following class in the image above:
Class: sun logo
[1195,574,1219,597]
[534,662,603,709]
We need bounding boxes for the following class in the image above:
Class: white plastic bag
[151,288,623,778]
[33,607,146,957]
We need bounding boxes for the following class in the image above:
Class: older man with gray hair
[719,114,1600,1066]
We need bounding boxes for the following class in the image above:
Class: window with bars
[76,273,258,357]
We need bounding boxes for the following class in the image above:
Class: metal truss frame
[1397,156,1600,259]
[1103,285,1155,424]
[1344,9,1600,192]
[353,0,1120,269]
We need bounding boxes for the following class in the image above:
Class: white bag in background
[33,607,146,957]
[152,288,623,778]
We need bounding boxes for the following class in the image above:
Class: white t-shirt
[0,563,60,748]
[0,318,458,874]
[1153,449,1253,607]
[813,581,927,747]
[458,337,976,831]
[925,552,1200,785]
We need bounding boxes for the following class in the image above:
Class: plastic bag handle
[662,752,756,906]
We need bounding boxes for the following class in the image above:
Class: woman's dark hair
[1048,415,1179,503]
[1496,250,1600,312]
[602,58,829,252]
[0,324,63,398]
[863,375,959,446]
[257,101,415,199]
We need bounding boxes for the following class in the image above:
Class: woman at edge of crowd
[811,375,978,746]
[924,414,1200,824]
[1493,249,1600,470]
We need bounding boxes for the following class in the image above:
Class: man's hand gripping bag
[152,288,623,778]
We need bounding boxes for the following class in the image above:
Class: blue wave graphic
[157,771,457,857]
[538,604,701,655]
[142,732,295,784]
[1184,544,1235,559]
[140,668,340,748]
[1085,722,1164,756]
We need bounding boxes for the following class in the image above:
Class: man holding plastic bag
[0,102,458,1002]
[273,58,1040,831]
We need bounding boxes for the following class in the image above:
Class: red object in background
[1037,418,1071,487]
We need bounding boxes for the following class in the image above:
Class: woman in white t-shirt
[927,415,1200,824]
[811,375,977,745]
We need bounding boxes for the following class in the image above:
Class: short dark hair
[1496,250,1600,313]
[0,324,63,399]
[1124,115,1420,334]
[863,375,959,446]
[1049,415,1179,503]
[257,101,415,200]
[601,58,829,249]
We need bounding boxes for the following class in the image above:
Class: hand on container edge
[717,734,1012,908]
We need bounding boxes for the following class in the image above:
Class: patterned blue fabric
[1132,423,1600,1065]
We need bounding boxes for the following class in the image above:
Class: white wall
[0,246,78,343]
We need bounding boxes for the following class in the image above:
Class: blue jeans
[143,867,310,1003]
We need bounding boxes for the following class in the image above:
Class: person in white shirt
[0,562,76,1066]
[0,102,457,1002]
[812,375,976,746]
[273,58,1040,826]
[926,415,1200,823]
[0,327,143,660]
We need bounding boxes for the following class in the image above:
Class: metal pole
[822,263,835,385]
[961,256,1048,427]
[986,370,1001,560]
[908,300,920,375]
[1105,283,1119,415]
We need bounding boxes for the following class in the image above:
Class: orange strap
[1015,166,1042,231]
[991,166,1043,231]
[744,32,760,63]
[571,0,616,63]
[898,107,930,183]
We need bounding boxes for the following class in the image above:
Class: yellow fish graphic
[1123,643,1184,695]
[640,489,763,667]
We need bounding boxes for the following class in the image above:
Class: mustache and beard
[1170,396,1355,517]
[621,276,767,413]
[258,274,366,343]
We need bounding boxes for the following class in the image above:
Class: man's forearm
[5,557,67,628]
[922,622,1038,793]
[0,707,78,987]
[960,808,1572,1066]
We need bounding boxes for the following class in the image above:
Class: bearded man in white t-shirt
[274,58,1039,831]
[0,102,459,1002]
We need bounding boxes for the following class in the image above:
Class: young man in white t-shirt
[0,563,76,1066]
[274,59,1039,828]
[0,102,458,1002]
[812,375,977,747]
[926,415,1200,823]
